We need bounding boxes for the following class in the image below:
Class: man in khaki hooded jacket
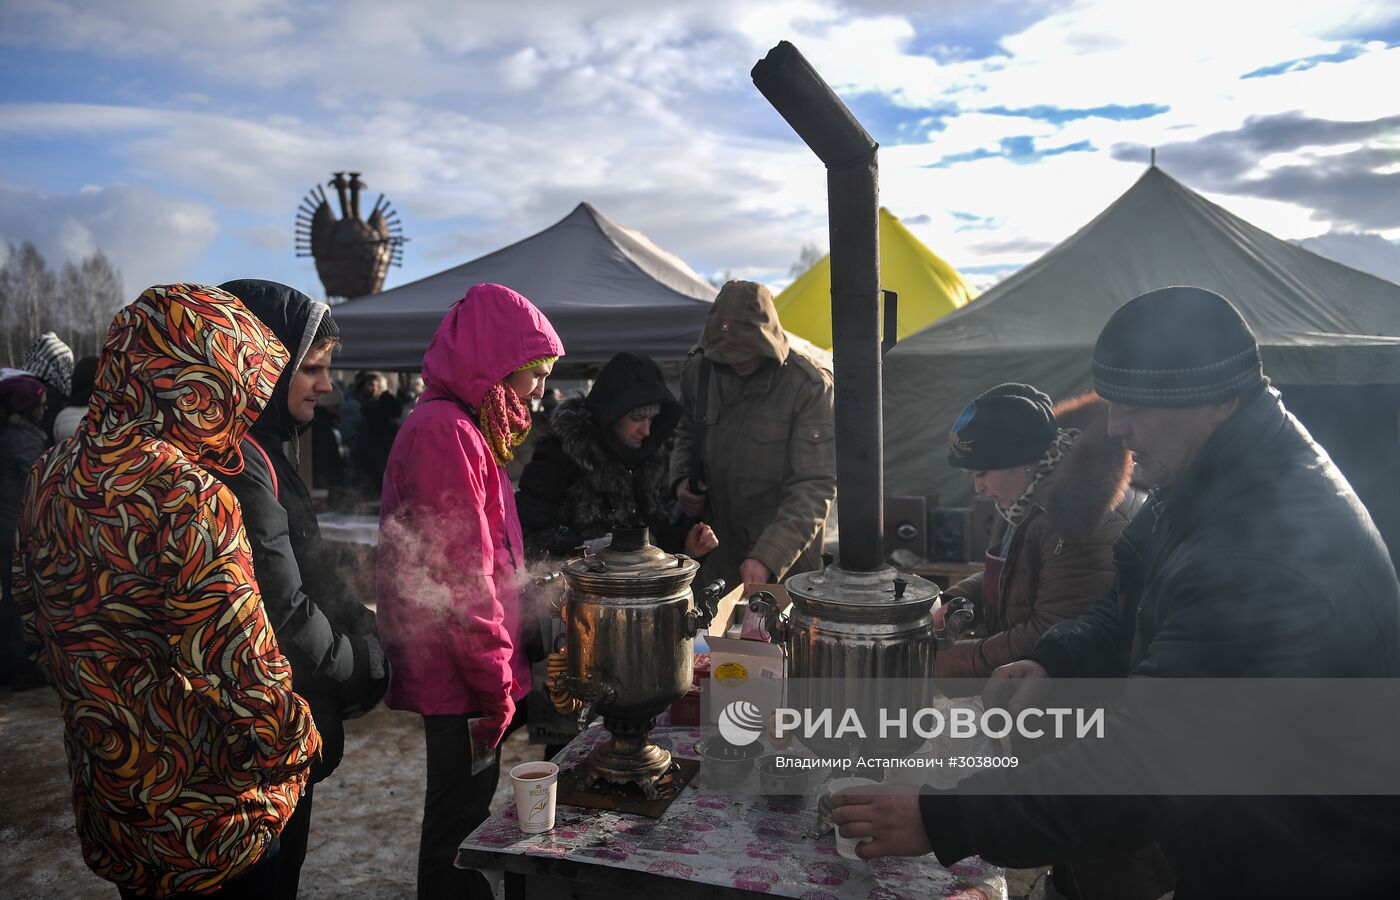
[670,280,836,589]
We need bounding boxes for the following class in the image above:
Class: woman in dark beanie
[517,352,718,561]
[936,383,1169,900]
[936,383,1142,679]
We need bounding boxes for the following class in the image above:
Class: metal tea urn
[546,525,723,798]
[750,565,939,757]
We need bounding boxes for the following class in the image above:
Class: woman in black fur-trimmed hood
[517,352,717,561]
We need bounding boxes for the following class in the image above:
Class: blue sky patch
[902,0,1065,63]
[963,263,1026,276]
[1325,13,1400,47]
[1242,42,1370,78]
[982,103,1169,123]
[951,210,1004,232]
[926,136,1094,168]
[841,92,954,146]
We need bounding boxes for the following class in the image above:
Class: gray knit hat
[1092,287,1264,408]
[22,331,74,397]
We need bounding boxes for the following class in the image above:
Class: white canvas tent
[331,203,716,369]
[884,166,1400,547]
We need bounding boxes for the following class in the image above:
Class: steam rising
[374,504,566,667]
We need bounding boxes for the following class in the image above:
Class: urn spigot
[684,578,726,636]
[748,591,790,644]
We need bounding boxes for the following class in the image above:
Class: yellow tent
[774,207,976,349]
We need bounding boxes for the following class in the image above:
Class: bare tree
[707,269,735,290]
[59,251,124,358]
[0,246,11,366]
[789,242,824,278]
[1,244,125,366]
[0,242,57,367]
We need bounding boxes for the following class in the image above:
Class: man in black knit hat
[834,286,1400,897]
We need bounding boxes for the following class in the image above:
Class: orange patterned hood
[83,284,288,474]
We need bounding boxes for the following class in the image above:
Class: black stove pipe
[752,41,883,572]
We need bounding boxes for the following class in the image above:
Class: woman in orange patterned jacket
[11,284,322,899]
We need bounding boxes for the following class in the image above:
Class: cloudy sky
[2,0,1398,301]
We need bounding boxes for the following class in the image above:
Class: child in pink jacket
[377,283,562,900]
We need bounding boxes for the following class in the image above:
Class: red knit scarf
[479,380,534,466]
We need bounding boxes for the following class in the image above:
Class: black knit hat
[585,352,680,430]
[1093,286,1264,407]
[947,383,1057,470]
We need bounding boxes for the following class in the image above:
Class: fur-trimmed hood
[580,352,680,458]
[550,395,671,471]
[519,395,674,551]
[1036,394,1133,540]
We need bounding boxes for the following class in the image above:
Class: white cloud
[0,181,218,297]
[1,0,1395,292]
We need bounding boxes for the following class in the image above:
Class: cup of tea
[828,776,878,859]
[509,762,560,833]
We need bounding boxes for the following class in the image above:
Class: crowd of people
[2,277,1398,899]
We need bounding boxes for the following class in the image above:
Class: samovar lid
[784,563,939,620]
[560,525,700,595]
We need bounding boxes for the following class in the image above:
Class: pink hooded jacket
[377,284,563,717]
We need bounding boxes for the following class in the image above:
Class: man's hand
[983,659,1050,714]
[829,785,933,859]
[676,479,707,518]
[739,558,773,587]
[932,601,948,631]
[683,522,718,558]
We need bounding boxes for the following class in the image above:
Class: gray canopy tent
[331,202,716,369]
[884,165,1400,549]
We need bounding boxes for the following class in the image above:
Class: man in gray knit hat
[21,331,73,444]
[833,286,1400,897]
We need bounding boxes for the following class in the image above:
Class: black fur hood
[521,396,673,547]
[550,396,669,470]
[581,352,680,459]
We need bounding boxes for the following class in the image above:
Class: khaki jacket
[669,281,836,587]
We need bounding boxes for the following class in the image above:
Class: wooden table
[456,725,1005,899]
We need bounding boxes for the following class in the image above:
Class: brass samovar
[547,526,723,798]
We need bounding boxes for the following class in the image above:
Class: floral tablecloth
[458,726,1005,899]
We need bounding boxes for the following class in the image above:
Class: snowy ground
[1,686,1047,899]
[0,686,533,899]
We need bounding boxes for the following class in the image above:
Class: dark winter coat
[217,279,389,782]
[935,395,1142,678]
[919,387,1400,897]
[518,352,682,558]
[1,415,47,566]
[669,281,836,587]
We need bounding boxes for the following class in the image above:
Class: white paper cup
[828,776,878,860]
[510,762,560,833]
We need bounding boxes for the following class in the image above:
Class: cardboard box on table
[702,583,789,727]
